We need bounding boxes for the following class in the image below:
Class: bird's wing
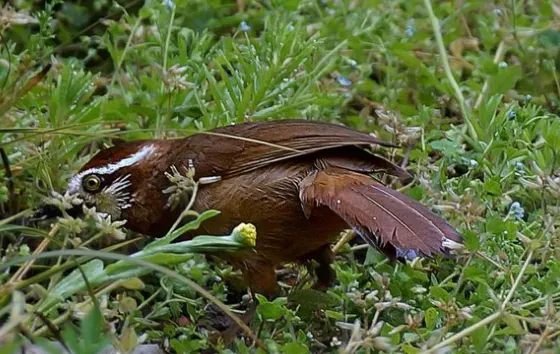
[186,119,409,179]
[298,167,462,258]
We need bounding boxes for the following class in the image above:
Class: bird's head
[35,140,183,237]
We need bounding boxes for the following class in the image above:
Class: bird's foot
[216,301,256,344]
[202,299,256,348]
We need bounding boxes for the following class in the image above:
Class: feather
[185,119,399,177]
[316,146,412,182]
[299,168,462,258]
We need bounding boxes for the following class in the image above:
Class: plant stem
[109,17,141,90]
[167,183,199,236]
[474,41,507,109]
[501,250,534,311]
[425,312,502,353]
[156,4,176,138]
[519,291,560,308]
[9,224,59,283]
[528,326,553,354]
[452,253,473,296]
[423,0,476,140]
[333,230,356,254]
[511,315,560,330]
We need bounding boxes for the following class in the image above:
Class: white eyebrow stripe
[68,144,155,193]
[82,144,155,176]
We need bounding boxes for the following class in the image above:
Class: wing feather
[299,168,462,257]
[186,120,399,177]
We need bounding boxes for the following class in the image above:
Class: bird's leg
[214,296,257,346]
[303,244,336,291]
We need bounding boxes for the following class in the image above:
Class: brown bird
[37,120,462,296]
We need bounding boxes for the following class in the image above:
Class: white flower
[0,6,38,26]
[509,201,525,219]
[330,336,342,347]
[45,191,83,211]
[83,205,127,240]
[163,163,196,209]
[239,21,251,32]
[58,216,88,235]
[162,0,175,10]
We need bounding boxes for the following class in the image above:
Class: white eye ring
[83,174,101,192]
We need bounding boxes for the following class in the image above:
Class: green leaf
[483,178,502,196]
[60,306,111,354]
[265,339,280,354]
[462,230,480,251]
[38,259,104,313]
[280,343,310,354]
[402,268,429,285]
[335,266,361,285]
[324,310,345,320]
[402,344,421,354]
[34,339,64,354]
[464,266,489,285]
[61,325,80,354]
[488,66,522,96]
[147,209,220,249]
[407,186,426,202]
[391,49,442,90]
[289,288,338,312]
[429,286,451,302]
[471,323,489,353]
[537,30,560,48]
[501,314,525,335]
[119,277,145,290]
[82,307,105,348]
[272,297,288,306]
[486,216,506,235]
[104,253,192,276]
[430,139,462,155]
[424,308,438,330]
[118,296,138,313]
[258,302,285,320]
[364,246,385,266]
[0,339,22,354]
[255,293,269,304]
[0,225,50,237]
[120,327,138,352]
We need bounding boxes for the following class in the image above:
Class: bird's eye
[83,175,101,192]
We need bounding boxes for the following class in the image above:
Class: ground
[0,0,559,353]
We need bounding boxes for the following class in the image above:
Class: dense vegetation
[1,0,559,353]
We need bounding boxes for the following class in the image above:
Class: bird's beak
[31,201,84,222]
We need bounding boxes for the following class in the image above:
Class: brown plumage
[44,120,462,296]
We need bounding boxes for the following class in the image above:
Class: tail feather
[299,168,462,258]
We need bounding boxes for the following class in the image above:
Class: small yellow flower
[232,223,257,247]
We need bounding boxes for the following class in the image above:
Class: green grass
[1,0,560,353]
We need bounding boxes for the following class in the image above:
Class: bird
[36,119,462,297]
